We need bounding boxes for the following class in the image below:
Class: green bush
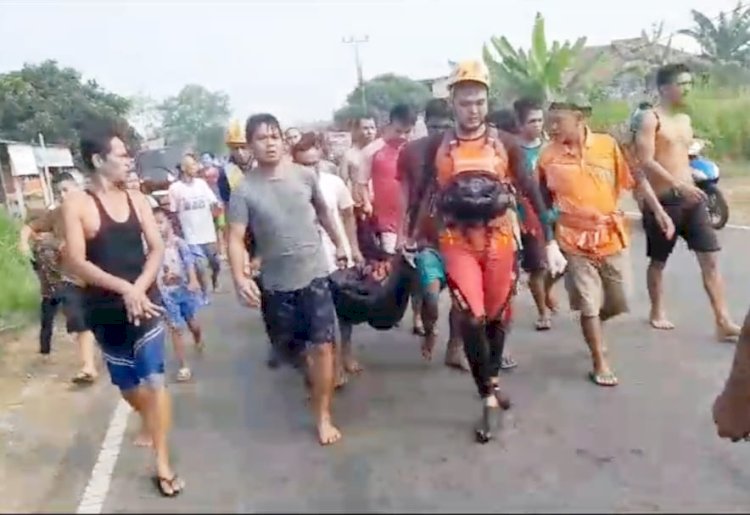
[688,87,750,161]
[590,86,750,163]
[0,211,39,328]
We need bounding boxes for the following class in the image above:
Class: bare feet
[421,332,437,361]
[343,355,364,374]
[317,418,342,446]
[717,322,742,343]
[444,344,470,372]
[650,316,675,330]
[545,294,559,314]
[334,370,348,389]
[133,427,153,447]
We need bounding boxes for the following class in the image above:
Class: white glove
[545,241,567,277]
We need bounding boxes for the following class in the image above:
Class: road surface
[25,227,750,513]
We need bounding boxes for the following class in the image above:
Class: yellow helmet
[447,60,490,89]
[225,120,245,146]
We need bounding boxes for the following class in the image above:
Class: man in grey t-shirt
[227,113,347,447]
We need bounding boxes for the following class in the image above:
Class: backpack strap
[406,133,447,237]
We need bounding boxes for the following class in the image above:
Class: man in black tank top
[61,119,184,497]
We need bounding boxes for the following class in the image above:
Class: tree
[159,84,231,155]
[127,94,163,141]
[0,60,137,156]
[334,74,432,126]
[679,3,750,65]
[482,12,602,102]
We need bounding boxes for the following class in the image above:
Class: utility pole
[342,35,369,112]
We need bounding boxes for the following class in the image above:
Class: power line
[342,35,370,112]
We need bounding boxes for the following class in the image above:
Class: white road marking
[76,399,132,514]
[623,211,750,231]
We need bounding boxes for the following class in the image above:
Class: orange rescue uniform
[435,131,517,322]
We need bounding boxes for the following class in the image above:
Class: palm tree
[678,3,750,65]
[482,12,602,102]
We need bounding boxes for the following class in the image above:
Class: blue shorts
[162,286,200,329]
[415,248,447,294]
[263,276,336,350]
[90,317,167,392]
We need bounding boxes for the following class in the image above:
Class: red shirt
[371,140,404,233]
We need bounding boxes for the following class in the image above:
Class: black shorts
[643,189,720,263]
[262,276,336,349]
[520,231,546,273]
[57,282,88,333]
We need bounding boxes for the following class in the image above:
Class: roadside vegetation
[0,212,39,332]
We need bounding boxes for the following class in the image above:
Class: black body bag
[329,253,415,330]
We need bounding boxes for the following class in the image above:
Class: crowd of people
[15,59,750,499]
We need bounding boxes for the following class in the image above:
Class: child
[154,208,204,381]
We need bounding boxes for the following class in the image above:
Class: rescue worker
[538,96,674,387]
[218,120,254,206]
[432,60,562,443]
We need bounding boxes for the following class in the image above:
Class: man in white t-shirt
[168,153,222,295]
[293,133,365,379]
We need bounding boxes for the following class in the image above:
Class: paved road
[44,227,750,513]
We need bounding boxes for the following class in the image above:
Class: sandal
[71,371,97,385]
[588,370,618,387]
[176,367,192,382]
[152,474,184,497]
[500,355,518,371]
[475,403,500,444]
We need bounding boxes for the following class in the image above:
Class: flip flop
[588,370,618,387]
[71,371,97,385]
[500,355,518,370]
[475,404,501,444]
[152,474,184,497]
[176,368,192,382]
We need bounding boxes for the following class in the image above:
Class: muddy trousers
[461,317,507,398]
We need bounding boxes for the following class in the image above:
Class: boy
[154,208,203,381]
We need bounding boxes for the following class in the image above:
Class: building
[0,139,76,219]
[418,75,451,99]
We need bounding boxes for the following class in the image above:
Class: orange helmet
[447,60,490,89]
[225,120,245,146]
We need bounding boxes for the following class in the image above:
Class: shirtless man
[634,63,740,341]
[340,115,377,194]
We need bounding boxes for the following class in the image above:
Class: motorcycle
[689,139,729,230]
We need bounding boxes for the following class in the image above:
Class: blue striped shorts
[90,317,167,392]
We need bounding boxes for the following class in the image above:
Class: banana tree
[678,3,750,65]
[482,12,601,102]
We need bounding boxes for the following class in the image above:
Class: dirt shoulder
[619,174,750,226]
[0,325,114,512]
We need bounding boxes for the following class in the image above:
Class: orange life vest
[435,127,509,188]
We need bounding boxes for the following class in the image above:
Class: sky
[0,0,741,128]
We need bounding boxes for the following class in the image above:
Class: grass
[0,211,39,332]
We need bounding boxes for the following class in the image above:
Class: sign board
[7,144,39,176]
[33,146,74,168]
